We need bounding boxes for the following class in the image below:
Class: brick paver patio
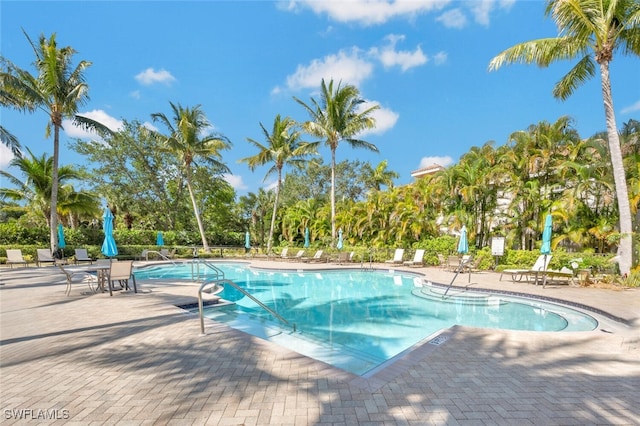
[1,260,638,425]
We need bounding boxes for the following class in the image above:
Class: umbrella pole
[542,254,548,288]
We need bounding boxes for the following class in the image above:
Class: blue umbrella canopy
[156,231,164,246]
[336,229,344,250]
[57,224,66,249]
[304,227,310,248]
[540,214,553,255]
[245,231,251,249]
[457,225,468,254]
[101,208,118,257]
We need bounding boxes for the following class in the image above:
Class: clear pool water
[135,262,598,375]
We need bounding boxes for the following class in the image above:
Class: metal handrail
[191,258,225,282]
[198,278,292,335]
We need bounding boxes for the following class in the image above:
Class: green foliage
[420,236,458,266]
[0,223,49,245]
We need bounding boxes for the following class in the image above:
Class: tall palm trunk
[186,175,209,252]
[266,169,282,254]
[50,119,61,253]
[330,146,336,242]
[600,62,633,275]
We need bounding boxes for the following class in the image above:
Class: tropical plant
[0,148,100,226]
[1,31,94,252]
[240,115,318,253]
[489,0,640,274]
[151,102,231,252]
[294,78,379,243]
[0,126,21,157]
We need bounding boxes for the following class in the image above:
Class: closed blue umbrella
[245,231,251,250]
[541,214,553,287]
[540,214,552,256]
[337,229,343,250]
[457,225,468,255]
[156,231,164,246]
[57,224,66,249]
[101,208,118,258]
[304,227,310,248]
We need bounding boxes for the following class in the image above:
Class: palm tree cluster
[248,117,638,254]
[2,1,639,273]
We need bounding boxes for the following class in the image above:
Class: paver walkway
[1,261,639,425]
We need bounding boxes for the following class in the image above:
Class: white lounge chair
[302,250,326,263]
[500,255,552,282]
[273,247,289,260]
[74,248,94,264]
[403,249,425,267]
[6,249,28,268]
[332,251,354,265]
[385,248,405,264]
[37,249,66,267]
[288,250,305,261]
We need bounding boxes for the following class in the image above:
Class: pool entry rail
[193,259,293,335]
[443,257,472,297]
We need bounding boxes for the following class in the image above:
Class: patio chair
[37,249,66,267]
[288,250,305,262]
[332,251,350,265]
[447,255,461,271]
[385,248,405,264]
[74,248,94,264]
[273,247,289,261]
[403,249,425,267]
[302,250,326,263]
[58,264,97,296]
[138,249,150,261]
[6,249,28,268]
[500,255,552,282]
[159,248,176,259]
[107,260,137,296]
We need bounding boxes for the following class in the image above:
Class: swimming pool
[135,261,599,375]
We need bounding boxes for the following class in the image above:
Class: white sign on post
[491,237,505,256]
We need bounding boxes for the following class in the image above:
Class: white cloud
[62,110,123,139]
[142,121,159,132]
[358,101,399,137]
[419,156,453,168]
[436,8,467,29]
[371,34,427,72]
[621,100,640,114]
[469,1,493,26]
[295,0,450,26]
[130,90,141,100]
[0,144,14,170]
[433,51,448,65]
[224,173,248,191]
[135,67,176,86]
[285,48,374,91]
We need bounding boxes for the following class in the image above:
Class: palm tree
[1,31,92,252]
[0,126,21,157]
[295,78,379,243]
[239,115,318,254]
[489,0,640,275]
[368,160,399,191]
[0,147,99,225]
[152,102,231,252]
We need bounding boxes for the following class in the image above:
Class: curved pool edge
[132,259,632,329]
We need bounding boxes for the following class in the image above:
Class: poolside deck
[1,260,638,425]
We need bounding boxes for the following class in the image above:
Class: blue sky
[1,0,639,196]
